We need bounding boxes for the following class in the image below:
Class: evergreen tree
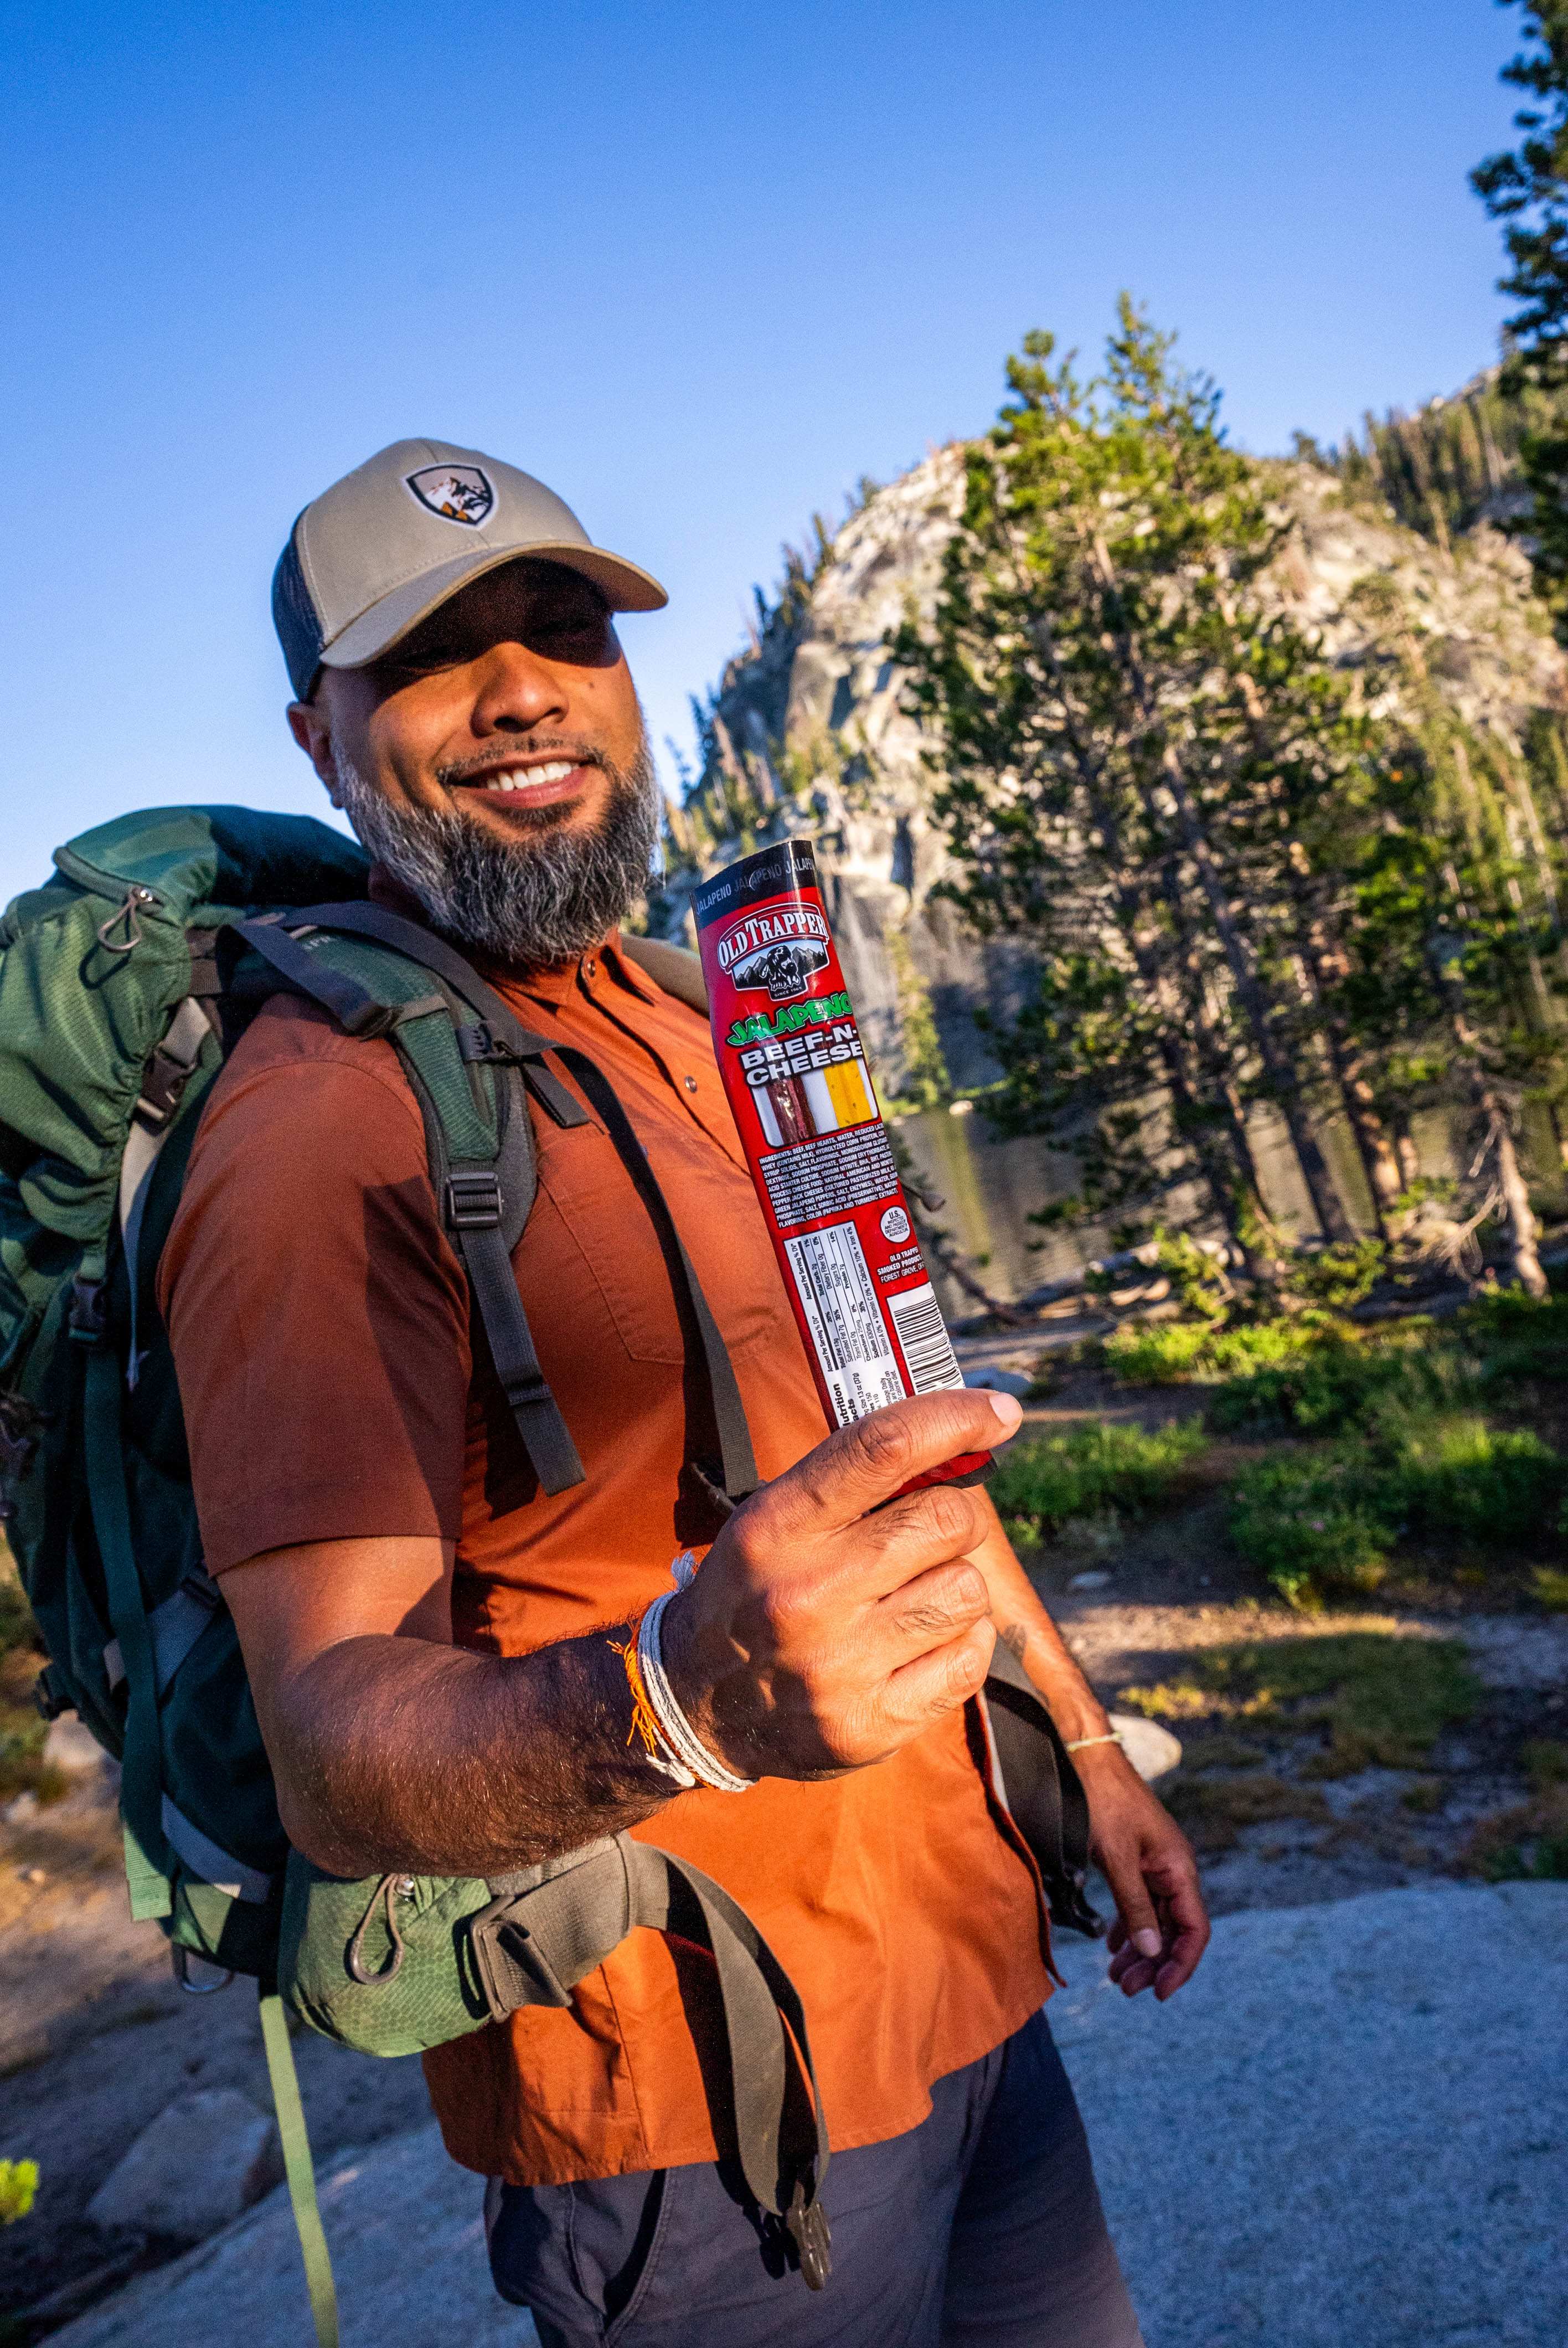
[1473,1,1568,612]
[894,307,1562,1293]
[893,305,1375,1265]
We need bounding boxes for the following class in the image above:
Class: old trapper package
[694,838,990,1492]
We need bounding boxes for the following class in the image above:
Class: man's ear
[287,701,344,807]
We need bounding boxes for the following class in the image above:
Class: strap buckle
[784,2185,832,2290]
[445,1170,502,1230]
[69,1275,109,1344]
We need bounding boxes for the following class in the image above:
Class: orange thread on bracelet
[609,1612,663,1764]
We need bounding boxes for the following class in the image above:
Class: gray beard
[334,740,662,968]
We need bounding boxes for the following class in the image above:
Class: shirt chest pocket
[536,1118,698,1366]
[535,1115,784,1370]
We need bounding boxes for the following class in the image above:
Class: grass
[1117,1630,1480,1776]
[1228,1412,1568,1606]
[988,1419,1208,1544]
[1103,1316,1335,1388]
[1159,1769,1329,1852]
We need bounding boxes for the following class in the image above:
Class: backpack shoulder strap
[228,913,586,1497]
[234,905,759,1507]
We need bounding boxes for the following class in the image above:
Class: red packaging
[694,838,991,1492]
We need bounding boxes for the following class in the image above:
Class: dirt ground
[2,1376,1563,2335]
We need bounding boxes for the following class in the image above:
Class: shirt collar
[364,867,653,1008]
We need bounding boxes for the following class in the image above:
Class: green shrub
[1230,1450,1395,1605]
[1106,1314,1340,1388]
[1231,1407,1568,1605]
[1382,1413,1568,1546]
[988,1419,1208,1541]
[1458,1291,1568,1390]
[1208,1325,1463,1436]
[0,2161,37,2227]
[1288,1239,1386,1310]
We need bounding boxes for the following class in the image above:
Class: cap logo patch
[404,465,495,528]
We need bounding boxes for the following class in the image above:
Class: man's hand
[1074,1742,1210,2001]
[663,1388,1025,1781]
[953,1487,1211,1999]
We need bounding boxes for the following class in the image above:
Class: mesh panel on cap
[271,519,325,701]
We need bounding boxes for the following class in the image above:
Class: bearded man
[159,440,1208,2348]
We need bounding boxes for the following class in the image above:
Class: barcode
[783,1223,908,1425]
[886,1283,964,1396]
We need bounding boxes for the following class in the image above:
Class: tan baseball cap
[271,437,668,699]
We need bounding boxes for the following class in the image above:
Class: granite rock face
[55,1884,1567,2348]
[85,2088,282,2243]
[658,445,1568,1293]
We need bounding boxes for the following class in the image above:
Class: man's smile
[443,755,596,811]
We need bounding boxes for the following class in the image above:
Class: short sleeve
[157,1001,472,1574]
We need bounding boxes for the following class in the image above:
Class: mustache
[434,737,608,789]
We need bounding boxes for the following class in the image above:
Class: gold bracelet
[1063,1731,1124,1753]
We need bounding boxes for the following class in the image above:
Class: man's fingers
[880,1617,996,1729]
[873,1559,991,1664]
[1097,1837,1163,1968]
[770,1391,1023,1537]
[1151,1866,1210,2001]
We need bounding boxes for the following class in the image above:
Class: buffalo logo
[404,465,496,527]
[727,938,831,1002]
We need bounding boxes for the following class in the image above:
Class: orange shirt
[159,930,1053,2185]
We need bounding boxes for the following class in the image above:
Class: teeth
[483,760,576,792]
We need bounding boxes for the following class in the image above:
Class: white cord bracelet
[1063,1731,1125,1754]
[633,1551,754,1795]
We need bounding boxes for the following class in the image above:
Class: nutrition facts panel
[783,1221,907,1423]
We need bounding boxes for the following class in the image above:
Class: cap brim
[318,540,668,673]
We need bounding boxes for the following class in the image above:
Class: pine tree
[1473,1,1568,614]
[893,304,1378,1266]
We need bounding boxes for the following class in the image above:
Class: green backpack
[0,806,837,2336]
[0,804,1098,2339]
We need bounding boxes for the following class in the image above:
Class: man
[160,439,1208,2346]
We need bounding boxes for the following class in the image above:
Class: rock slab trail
[53,1882,1566,2348]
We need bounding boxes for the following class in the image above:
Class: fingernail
[1133,1929,1162,1959]
[987,1392,1023,1435]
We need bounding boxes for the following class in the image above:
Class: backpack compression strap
[234,904,760,1504]
[230,914,586,1496]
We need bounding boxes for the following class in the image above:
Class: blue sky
[0,0,1527,905]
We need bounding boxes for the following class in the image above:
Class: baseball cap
[271,437,668,701]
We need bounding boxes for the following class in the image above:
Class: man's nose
[468,640,571,735]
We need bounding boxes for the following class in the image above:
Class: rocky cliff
[652,432,1568,1303]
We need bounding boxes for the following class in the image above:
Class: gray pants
[488,2007,1144,2346]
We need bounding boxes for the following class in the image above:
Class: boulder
[961,1364,1032,1397]
[86,2090,282,2242]
[44,1713,109,1776]
[1108,1711,1182,1781]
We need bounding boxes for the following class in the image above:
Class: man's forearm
[964,1493,1113,1744]
[270,1624,670,1878]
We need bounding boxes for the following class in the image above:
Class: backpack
[0,805,1098,2340]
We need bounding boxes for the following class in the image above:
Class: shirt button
[683,1075,699,1093]
[582,957,597,979]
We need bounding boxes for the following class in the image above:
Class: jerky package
[693,838,991,1492]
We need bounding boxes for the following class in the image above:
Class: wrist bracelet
[1063,1731,1124,1753]
[638,1591,754,1795]
[612,1618,698,1789]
